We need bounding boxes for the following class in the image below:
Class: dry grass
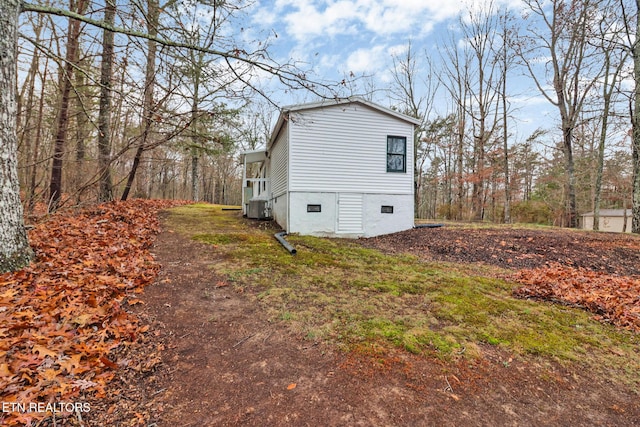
[166,203,640,389]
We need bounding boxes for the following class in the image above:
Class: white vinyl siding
[288,104,414,194]
[270,125,289,197]
[337,193,363,233]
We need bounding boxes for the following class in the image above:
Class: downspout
[274,231,297,255]
[414,223,444,229]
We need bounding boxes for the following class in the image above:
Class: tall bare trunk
[17,14,44,190]
[632,0,640,233]
[121,0,159,201]
[501,14,511,224]
[27,58,49,211]
[48,0,87,210]
[0,0,34,272]
[190,79,200,201]
[97,0,115,202]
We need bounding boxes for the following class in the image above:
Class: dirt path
[129,224,639,426]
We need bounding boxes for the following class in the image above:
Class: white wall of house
[289,192,337,236]
[287,193,414,238]
[267,100,416,238]
[269,125,289,230]
[288,103,414,194]
[363,194,414,236]
[271,194,288,230]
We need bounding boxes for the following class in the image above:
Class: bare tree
[633,3,640,233]
[462,4,502,221]
[516,0,605,228]
[439,4,503,221]
[388,42,438,218]
[163,0,248,201]
[498,9,515,223]
[592,11,629,230]
[620,0,640,233]
[48,0,88,210]
[439,30,471,220]
[121,0,162,201]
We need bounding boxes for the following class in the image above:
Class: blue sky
[243,0,551,139]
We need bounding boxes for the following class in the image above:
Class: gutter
[274,231,297,255]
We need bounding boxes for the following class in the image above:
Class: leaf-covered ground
[363,225,640,333]
[0,199,188,426]
[2,205,639,426]
[515,264,640,332]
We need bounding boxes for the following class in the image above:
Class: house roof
[581,209,632,217]
[267,97,422,149]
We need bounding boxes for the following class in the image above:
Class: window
[307,204,321,212]
[387,136,406,173]
[381,205,394,214]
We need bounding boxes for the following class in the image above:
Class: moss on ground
[165,203,640,387]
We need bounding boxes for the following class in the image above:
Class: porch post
[242,155,247,215]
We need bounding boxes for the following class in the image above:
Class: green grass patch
[165,203,640,385]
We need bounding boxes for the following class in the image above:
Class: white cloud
[319,53,344,71]
[247,0,539,108]
[345,45,388,74]
[280,1,361,41]
[387,43,409,58]
[270,0,464,43]
[254,0,527,46]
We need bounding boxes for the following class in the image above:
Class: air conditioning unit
[247,199,269,219]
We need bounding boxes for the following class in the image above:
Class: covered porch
[241,149,271,219]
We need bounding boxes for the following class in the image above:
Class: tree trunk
[501,15,511,224]
[594,52,617,231]
[27,57,49,211]
[633,0,640,233]
[456,116,465,220]
[562,126,578,228]
[190,55,201,202]
[472,133,486,221]
[18,22,43,190]
[121,0,158,201]
[48,0,87,210]
[121,144,143,201]
[0,0,34,272]
[97,0,115,202]
[191,148,200,201]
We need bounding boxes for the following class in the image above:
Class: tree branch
[20,1,342,101]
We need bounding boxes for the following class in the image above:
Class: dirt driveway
[108,221,640,427]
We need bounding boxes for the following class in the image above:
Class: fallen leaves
[514,263,640,332]
[0,199,188,426]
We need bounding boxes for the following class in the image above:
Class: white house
[581,209,632,233]
[241,97,421,238]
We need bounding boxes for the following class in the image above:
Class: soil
[90,221,640,426]
[361,225,640,276]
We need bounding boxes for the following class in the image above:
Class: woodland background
[13,0,639,229]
